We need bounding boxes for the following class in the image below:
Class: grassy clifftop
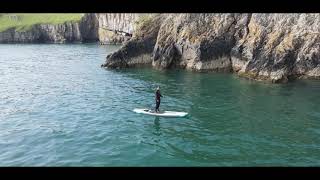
[0,14,83,32]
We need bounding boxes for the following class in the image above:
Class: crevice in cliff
[245,14,252,38]
[99,27,133,37]
[228,14,252,74]
[227,18,236,34]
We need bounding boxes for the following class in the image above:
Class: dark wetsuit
[155,90,162,112]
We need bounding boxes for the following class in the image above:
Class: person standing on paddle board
[155,86,163,113]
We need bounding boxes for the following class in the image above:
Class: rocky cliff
[0,23,81,43]
[0,13,139,44]
[0,14,97,43]
[95,13,140,44]
[104,14,164,68]
[102,13,320,83]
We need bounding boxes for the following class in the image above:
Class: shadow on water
[153,117,161,136]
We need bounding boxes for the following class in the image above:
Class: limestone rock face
[233,14,320,82]
[0,22,83,43]
[102,14,164,68]
[79,13,99,42]
[104,13,320,83]
[95,13,140,44]
[152,13,243,72]
[0,13,138,44]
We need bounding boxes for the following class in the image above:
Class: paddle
[148,96,164,112]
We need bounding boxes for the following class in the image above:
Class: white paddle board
[133,108,188,117]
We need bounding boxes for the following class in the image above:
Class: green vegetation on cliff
[0,14,83,32]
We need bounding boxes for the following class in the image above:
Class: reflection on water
[153,117,161,136]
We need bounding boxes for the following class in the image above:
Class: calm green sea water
[0,44,320,166]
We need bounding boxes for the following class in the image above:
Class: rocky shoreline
[102,14,320,83]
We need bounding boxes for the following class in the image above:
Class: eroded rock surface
[103,13,320,83]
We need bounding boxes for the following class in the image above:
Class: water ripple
[0,44,320,166]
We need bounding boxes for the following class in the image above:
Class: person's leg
[155,101,160,113]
